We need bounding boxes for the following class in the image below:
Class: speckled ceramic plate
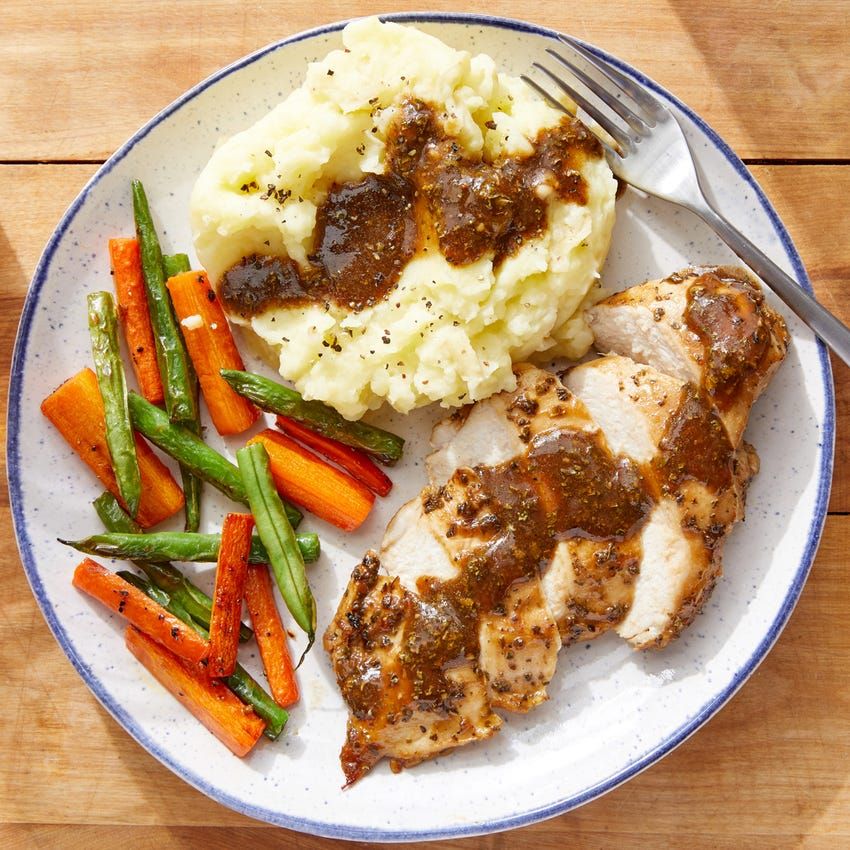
[7,12,834,842]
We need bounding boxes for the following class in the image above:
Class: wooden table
[2,1,849,847]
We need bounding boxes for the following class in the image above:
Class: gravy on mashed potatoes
[191,17,617,419]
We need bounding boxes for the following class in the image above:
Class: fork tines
[557,35,666,121]
[524,35,667,159]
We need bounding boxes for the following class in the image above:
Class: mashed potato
[191,17,616,419]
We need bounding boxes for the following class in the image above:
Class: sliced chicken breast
[326,266,788,783]
[564,355,756,647]
[328,365,659,779]
[586,266,788,445]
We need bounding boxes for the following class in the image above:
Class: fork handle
[690,199,850,366]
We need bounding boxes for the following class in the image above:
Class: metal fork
[523,37,850,366]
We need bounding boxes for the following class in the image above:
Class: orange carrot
[109,237,165,404]
[125,626,265,757]
[41,368,183,527]
[166,270,259,435]
[246,430,375,531]
[208,513,253,678]
[73,559,208,664]
[275,415,393,497]
[244,563,299,707]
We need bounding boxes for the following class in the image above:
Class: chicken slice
[586,266,789,445]
[564,355,755,647]
[323,552,502,787]
[383,468,563,713]
[478,576,560,711]
[427,363,596,486]
[542,537,641,645]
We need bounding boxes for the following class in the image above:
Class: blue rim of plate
[6,11,835,842]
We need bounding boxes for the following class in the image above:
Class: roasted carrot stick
[109,237,165,404]
[246,430,375,531]
[73,558,208,664]
[208,513,253,679]
[275,415,393,497]
[125,626,265,757]
[166,270,259,435]
[244,563,299,707]
[41,368,183,527]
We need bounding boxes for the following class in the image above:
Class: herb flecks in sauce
[219,255,308,315]
[219,100,601,317]
[399,426,653,708]
[652,384,734,494]
[389,100,598,267]
[314,173,418,310]
[684,268,773,410]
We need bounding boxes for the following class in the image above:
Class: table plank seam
[0,159,106,166]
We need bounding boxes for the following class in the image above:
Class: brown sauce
[652,384,734,493]
[332,366,740,726]
[400,427,653,708]
[219,99,602,317]
[220,173,418,314]
[219,255,309,314]
[313,173,418,309]
[684,268,771,409]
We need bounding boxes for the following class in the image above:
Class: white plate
[7,12,834,841]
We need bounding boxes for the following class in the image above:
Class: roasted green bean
[62,529,320,566]
[127,391,303,528]
[237,443,315,662]
[131,180,198,426]
[162,253,191,279]
[221,369,404,465]
[132,180,203,530]
[87,291,141,518]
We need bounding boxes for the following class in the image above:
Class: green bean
[118,569,187,615]
[93,491,143,534]
[87,291,142,518]
[62,529,320,566]
[131,180,198,425]
[237,443,315,662]
[222,666,288,740]
[117,571,287,739]
[162,253,191,279]
[92,493,253,641]
[178,438,203,531]
[132,181,203,531]
[220,369,404,465]
[179,451,203,532]
[127,391,302,528]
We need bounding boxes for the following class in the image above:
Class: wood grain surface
[1,1,849,847]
